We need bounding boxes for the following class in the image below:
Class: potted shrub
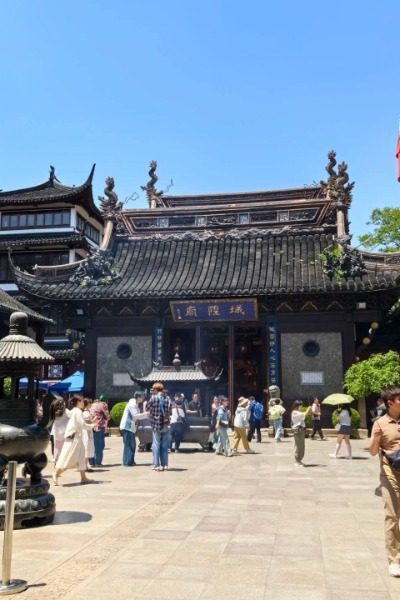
[110,401,127,428]
[299,404,313,436]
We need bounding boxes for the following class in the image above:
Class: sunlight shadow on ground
[51,511,92,525]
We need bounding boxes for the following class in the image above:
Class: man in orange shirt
[369,386,400,577]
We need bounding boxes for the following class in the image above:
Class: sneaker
[246,449,255,454]
[294,461,304,467]
[329,454,337,458]
[389,563,400,577]
[346,456,353,460]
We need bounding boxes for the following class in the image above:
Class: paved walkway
[7,434,399,599]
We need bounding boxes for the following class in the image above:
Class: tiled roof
[13,233,400,300]
[47,348,78,360]
[0,335,54,363]
[132,366,213,383]
[164,186,322,207]
[0,165,102,219]
[0,289,53,323]
[0,233,89,249]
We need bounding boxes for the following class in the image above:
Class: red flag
[396,123,400,182]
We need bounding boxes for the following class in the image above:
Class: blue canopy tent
[18,377,50,391]
[49,370,84,393]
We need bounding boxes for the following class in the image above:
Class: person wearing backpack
[247,396,264,443]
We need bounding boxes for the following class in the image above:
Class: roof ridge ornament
[320,150,355,237]
[320,151,355,205]
[68,248,121,287]
[141,161,170,209]
[321,236,367,281]
[98,176,127,232]
[49,165,60,184]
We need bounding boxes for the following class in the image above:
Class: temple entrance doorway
[201,325,264,411]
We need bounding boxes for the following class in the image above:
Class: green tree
[344,351,400,399]
[359,207,400,252]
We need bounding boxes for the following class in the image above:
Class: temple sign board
[170,299,258,322]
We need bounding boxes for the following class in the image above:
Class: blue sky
[1,0,399,244]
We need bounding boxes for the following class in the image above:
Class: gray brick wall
[280,332,343,403]
[95,335,152,401]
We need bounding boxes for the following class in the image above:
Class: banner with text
[267,317,280,387]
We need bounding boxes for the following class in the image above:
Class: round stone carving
[116,343,132,360]
[302,340,320,357]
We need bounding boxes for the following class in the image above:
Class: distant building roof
[0,289,53,324]
[163,185,322,207]
[0,165,102,221]
[0,232,90,250]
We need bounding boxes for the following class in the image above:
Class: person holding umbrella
[329,405,352,459]
[322,394,354,460]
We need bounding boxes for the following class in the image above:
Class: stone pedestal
[0,477,55,529]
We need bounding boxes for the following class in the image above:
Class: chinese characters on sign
[170,299,258,322]
[154,328,163,363]
[267,318,280,386]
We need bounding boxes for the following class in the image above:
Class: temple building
[6,154,400,423]
[0,166,103,378]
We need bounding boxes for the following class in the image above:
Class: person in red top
[89,397,110,467]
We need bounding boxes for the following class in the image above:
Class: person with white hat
[232,397,254,453]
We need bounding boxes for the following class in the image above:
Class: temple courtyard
[6,434,399,600]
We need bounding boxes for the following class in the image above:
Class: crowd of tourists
[46,382,400,580]
[47,386,345,478]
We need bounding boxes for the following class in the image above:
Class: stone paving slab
[3,435,400,599]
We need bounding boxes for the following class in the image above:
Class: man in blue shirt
[247,396,264,443]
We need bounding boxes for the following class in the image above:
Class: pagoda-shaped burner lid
[0,311,54,363]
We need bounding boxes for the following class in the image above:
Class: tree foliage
[344,351,400,399]
[359,207,400,252]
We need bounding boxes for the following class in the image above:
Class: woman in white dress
[49,398,70,464]
[53,396,98,485]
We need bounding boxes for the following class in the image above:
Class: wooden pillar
[195,325,201,362]
[228,324,235,413]
[83,324,97,398]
